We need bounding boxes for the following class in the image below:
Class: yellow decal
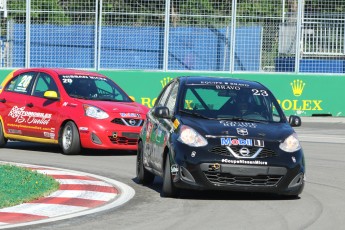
[5,133,58,144]
[173,119,180,129]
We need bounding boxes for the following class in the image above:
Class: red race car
[0,68,149,154]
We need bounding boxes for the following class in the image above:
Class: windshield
[59,74,132,102]
[179,84,285,123]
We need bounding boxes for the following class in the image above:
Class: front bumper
[172,162,304,196]
[170,142,305,196]
[78,120,141,150]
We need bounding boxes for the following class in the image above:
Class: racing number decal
[252,89,268,96]
[62,78,73,84]
[18,75,32,88]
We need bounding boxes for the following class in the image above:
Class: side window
[184,88,223,110]
[166,83,178,112]
[33,73,59,97]
[155,82,174,107]
[5,72,35,94]
[184,88,200,110]
[262,96,282,122]
[271,102,282,122]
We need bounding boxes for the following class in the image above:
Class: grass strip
[0,164,59,209]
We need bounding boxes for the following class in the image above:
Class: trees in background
[4,0,345,25]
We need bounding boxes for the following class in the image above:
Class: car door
[144,81,175,170]
[153,82,179,172]
[150,81,179,173]
[26,72,60,140]
[2,72,37,137]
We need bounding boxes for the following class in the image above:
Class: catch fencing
[0,0,344,73]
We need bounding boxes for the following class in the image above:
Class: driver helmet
[237,91,252,115]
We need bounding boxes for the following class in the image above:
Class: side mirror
[153,106,171,119]
[44,90,59,100]
[289,115,301,127]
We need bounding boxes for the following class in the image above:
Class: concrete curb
[0,161,135,229]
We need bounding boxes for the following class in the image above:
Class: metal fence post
[230,0,237,73]
[294,0,304,73]
[96,0,101,70]
[25,0,30,68]
[163,0,171,71]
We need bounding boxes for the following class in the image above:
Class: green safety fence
[1,70,344,117]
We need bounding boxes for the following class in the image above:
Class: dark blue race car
[136,76,305,198]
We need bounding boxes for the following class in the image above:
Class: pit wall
[1,70,344,117]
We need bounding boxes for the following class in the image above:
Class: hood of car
[74,99,149,115]
[179,116,293,141]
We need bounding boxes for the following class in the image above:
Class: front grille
[257,148,278,158]
[108,136,137,145]
[209,146,277,158]
[111,118,143,127]
[209,146,229,156]
[230,146,260,158]
[204,172,282,186]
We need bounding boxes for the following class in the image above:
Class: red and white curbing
[0,161,135,229]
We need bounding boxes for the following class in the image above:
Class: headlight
[279,133,301,152]
[83,104,109,119]
[177,125,208,147]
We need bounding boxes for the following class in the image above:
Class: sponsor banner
[99,71,344,116]
[1,70,344,116]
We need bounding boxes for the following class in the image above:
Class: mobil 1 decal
[221,137,264,147]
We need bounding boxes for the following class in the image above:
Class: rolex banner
[0,70,344,117]
[99,71,344,117]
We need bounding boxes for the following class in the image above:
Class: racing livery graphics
[136,76,305,198]
[8,106,52,125]
[0,68,149,154]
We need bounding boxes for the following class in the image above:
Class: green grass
[0,164,60,209]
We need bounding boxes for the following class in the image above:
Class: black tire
[61,121,81,155]
[0,121,8,147]
[162,155,179,198]
[136,141,155,185]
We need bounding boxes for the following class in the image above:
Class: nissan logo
[129,119,136,126]
[237,128,248,136]
[239,147,250,156]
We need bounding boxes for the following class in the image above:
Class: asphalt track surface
[0,117,344,230]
